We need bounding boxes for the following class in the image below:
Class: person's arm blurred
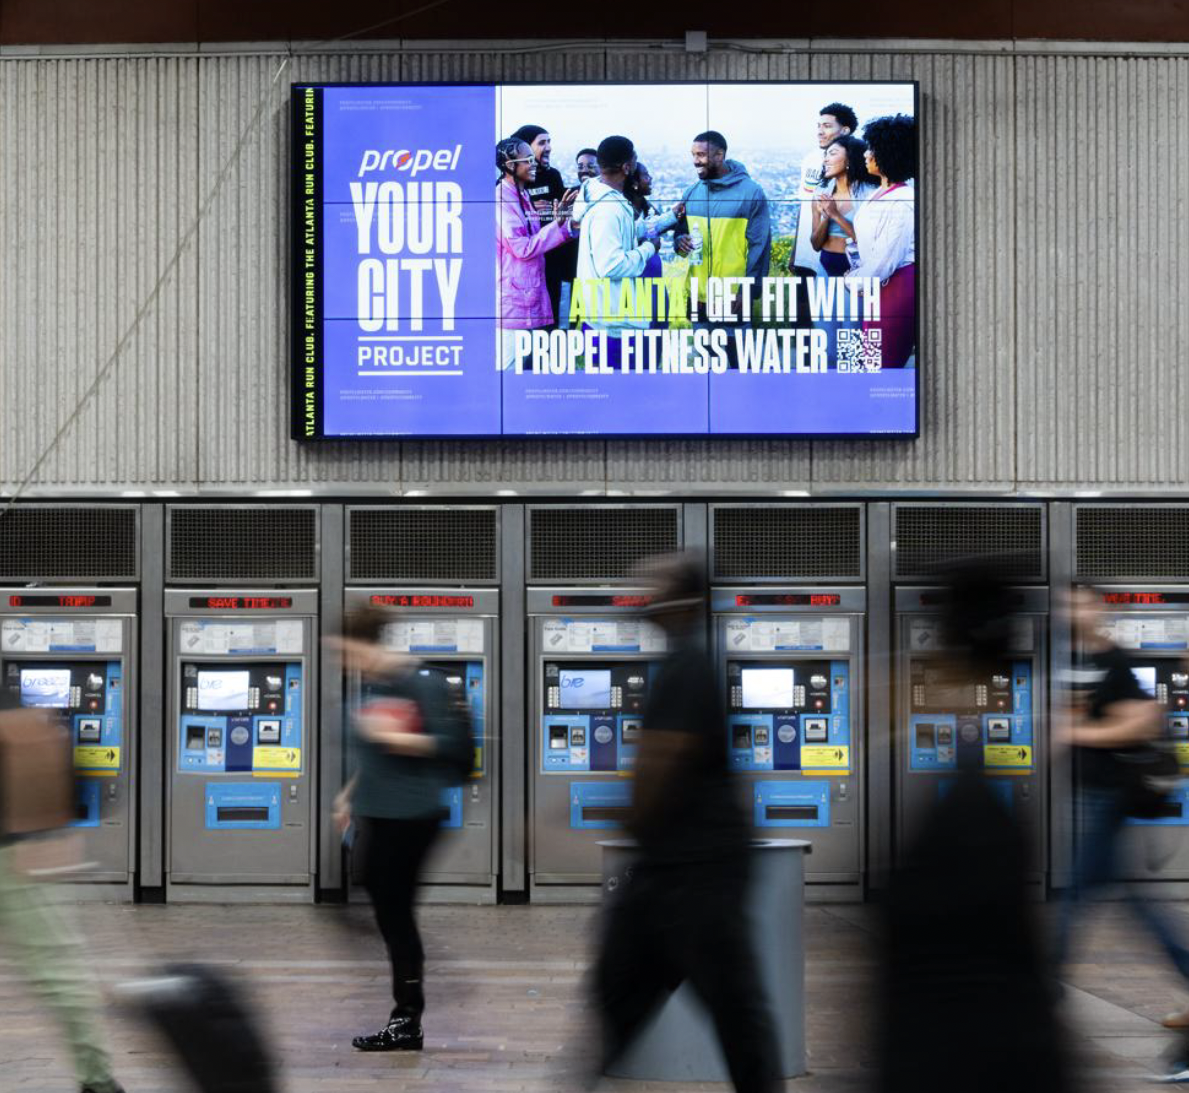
[332,773,358,833]
[357,709,438,756]
[1064,697,1162,749]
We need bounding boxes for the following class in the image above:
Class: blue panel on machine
[543,715,590,771]
[1128,782,1189,826]
[440,785,463,828]
[754,781,829,828]
[570,781,632,829]
[909,714,957,771]
[225,716,254,772]
[204,783,281,830]
[72,778,101,828]
[589,715,618,772]
[466,662,485,774]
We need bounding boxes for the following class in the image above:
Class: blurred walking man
[593,553,781,1093]
[1055,585,1189,1027]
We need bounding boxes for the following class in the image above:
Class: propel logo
[358,144,463,178]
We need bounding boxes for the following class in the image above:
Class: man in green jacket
[676,130,772,365]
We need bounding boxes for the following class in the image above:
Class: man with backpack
[329,606,474,1052]
[1054,585,1189,1027]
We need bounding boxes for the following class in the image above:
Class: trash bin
[598,838,809,1082]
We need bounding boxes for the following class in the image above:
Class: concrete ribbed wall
[0,40,1180,495]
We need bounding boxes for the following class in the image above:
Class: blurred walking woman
[844,115,916,367]
[495,137,574,370]
[810,135,876,276]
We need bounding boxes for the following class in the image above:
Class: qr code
[836,329,883,372]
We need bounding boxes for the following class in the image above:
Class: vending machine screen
[558,669,612,709]
[196,670,252,711]
[727,658,851,773]
[19,668,71,708]
[541,661,654,773]
[740,668,795,709]
[178,661,304,776]
[907,656,1034,772]
[1133,665,1158,698]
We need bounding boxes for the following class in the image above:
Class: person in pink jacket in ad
[496,137,575,371]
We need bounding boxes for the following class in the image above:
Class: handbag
[1115,742,1182,819]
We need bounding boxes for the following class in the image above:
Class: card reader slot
[216,806,270,823]
[765,805,818,822]
[582,806,629,823]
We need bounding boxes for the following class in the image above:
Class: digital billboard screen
[292,81,918,439]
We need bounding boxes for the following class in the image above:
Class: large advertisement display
[292,81,918,439]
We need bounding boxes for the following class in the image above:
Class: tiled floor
[3,897,1189,1091]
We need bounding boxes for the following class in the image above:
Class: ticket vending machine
[165,591,317,901]
[1090,587,1189,882]
[528,589,668,900]
[895,587,1048,878]
[0,588,137,896]
[343,587,498,899]
[712,587,864,898]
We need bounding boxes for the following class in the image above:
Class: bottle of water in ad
[688,223,703,266]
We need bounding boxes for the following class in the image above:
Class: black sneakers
[351,1015,424,1052]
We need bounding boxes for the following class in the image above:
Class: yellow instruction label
[253,746,301,771]
[1176,742,1189,768]
[75,745,120,770]
[985,744,1032,768]
[801,745,850,770]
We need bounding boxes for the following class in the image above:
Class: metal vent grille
[168,506,318,583]
[0,505,138,581]
[1076,506,1189,580]
[529,506,681,582]
[348,507,498,583]
[894,505,1046,581]
[712,505,864,581]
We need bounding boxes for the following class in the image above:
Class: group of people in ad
[495,103,917,374]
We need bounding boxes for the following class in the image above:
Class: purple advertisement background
[319,85,499,437]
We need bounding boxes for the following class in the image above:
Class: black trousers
[360,815,441,1019]
[595,858,782,1093]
